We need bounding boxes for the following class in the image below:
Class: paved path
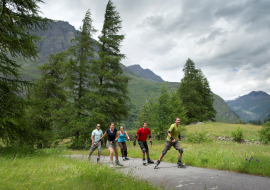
[67,155,270,190]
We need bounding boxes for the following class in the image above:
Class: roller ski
[143,159,147,166]
[147,158,155,164]
[154,159,160,169]
[115,160,124,167]
[177,160,186,168]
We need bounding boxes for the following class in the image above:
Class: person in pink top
[133,122,155,165]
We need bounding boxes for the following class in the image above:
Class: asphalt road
[67,155,270,190]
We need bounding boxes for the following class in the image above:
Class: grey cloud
[198,28,223,44]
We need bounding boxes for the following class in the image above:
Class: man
[133,122,154,165]
[88,124,105,162]
[154,117,186,169]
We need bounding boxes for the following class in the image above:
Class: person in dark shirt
[133,122,154,165]
[101,122,123,167]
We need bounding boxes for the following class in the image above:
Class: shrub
[259,122,270,144]
[187,131,212,143]
[231,127,243,142]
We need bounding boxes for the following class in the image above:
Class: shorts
[138,140,149,153]
[89,142,101,155]
[106,140,117,149]
[163,140,181,152]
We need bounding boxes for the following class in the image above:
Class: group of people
[88,117,185,168]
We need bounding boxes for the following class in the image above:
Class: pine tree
[64,10,97,147]
[90,0,130,129]
[178,58,216,123]
[26,52,68,148]
[0,0,53,145]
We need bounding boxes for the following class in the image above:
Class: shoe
[123,157,126,161]
[125,157,130,160]
[115,160,124,167]
[178,161,186,168]
[147,158,154,164]
[154,160,160,169]
[110,161,114,168]
[97,157,100,163]
[143,159,147,166]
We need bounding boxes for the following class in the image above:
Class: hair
[119,125,124,130]
[143,122,147,125]
[110,122,114,126]
[96,124,100,127]
[175,117,180,121]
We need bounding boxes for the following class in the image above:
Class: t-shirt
[106,128,118,141]
[136,127,151,142]
[118,131,126,142]
[166,123,182,142]
[92,129,103,142]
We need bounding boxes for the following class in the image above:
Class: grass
[186,122,262,141]
[0,147,160,190]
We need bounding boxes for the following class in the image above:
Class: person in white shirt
[88,124,105,162]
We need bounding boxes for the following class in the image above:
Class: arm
[115,131,119,141]
[91,135,96,145]
[167,130,176,142]
[125,131,130,142]
[101,131,107,140]
[133,134,138,146]
[149,135,152,147]
[178,133,181,140]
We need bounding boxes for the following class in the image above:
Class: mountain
[212,93,240,123]
[17,21,239,125]
[226,91,270,122]
[128,64,164,82]
[259,107,270,122]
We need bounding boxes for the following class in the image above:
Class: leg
[114,146,119,160]
[174,141,185,168]
[89,143,97,158]
[97,143,101,162]
[118,142,124,158]
[108,147,114,162]
[155,141,172,168]
[123,142,128,158]
[138,141,146,159]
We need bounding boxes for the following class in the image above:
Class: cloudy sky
[39,0,270,100]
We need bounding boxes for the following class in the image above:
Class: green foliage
[89,0,130,130]
[137,83,188,139]
[0,0,53,145]
[26,52,69,148]
[238,118,243,124]
[259,122,270,144]
[187,131,212,143]
[231,127,243,142]
[178,58,216,123]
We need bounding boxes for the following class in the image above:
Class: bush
[259,122,270,144]
[187,131,212,143]
[231,127,243,142]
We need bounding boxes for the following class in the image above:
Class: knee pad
[142,148,146,153]
[162,150,167,155]
[178,148,183,153]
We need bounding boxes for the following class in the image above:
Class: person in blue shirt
[88,124,104,162]
[118,125,131,161]
[101,122,123,167]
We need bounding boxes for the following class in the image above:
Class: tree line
[0,0,216,149]
[0,0,129,149]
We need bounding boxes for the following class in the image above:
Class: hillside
[226,91,270,122]
[127,64,164,82]
[17,21,239,126]
[259,106,270,122]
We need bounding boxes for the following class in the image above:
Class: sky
[39,0,270,100]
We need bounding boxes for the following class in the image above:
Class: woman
[101,122,123,167]
[118,125,131,161]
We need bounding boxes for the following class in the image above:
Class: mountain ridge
[127,64,164,82]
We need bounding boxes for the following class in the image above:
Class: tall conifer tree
[90,0,129,129]
[65,10,97,145]
[178,58,216,123]
[0,0,52,145]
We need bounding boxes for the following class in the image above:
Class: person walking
[101,122,123,167]
[133,122,154,165]
[154,117,186,169]
[88,124,105,163]
[118,125,131,161]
